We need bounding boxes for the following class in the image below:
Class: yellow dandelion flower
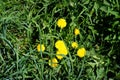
[71,42,78,49]
[55,40,66,50]
[74,28,80,35]
[48,58,58,68]
[37,44,45,52]
[77,48,86,58]
[55,40,68,60]
[56,49,68,60]
[56,51,64,60]
[57,18,67,29]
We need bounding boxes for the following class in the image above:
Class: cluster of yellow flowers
[36,18,86,68]
[55,40,68,60]
[71,42,86,58]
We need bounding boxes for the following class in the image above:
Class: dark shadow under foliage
[94,15,120,79]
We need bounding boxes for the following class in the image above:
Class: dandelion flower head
[77,48,86,58]
[56,49,68,60]
[57,18,67,29]
[48,58,58,68]
[55,40,68,60]
[74,28,80,35]
[37,44,45,52]
[71,42,78,49]
[55,40,66,50]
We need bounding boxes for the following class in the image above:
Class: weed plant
[0,0,120,80]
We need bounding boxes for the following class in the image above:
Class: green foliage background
[0,0,120,80]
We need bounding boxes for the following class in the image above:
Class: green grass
[0,0,120,80]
